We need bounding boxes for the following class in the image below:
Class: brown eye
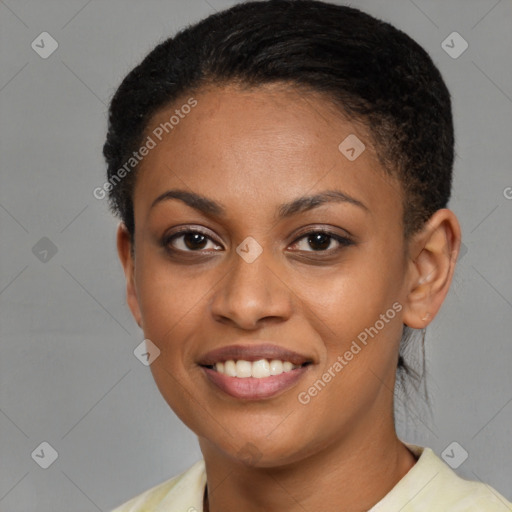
[290,230,353,253]
[182,232,208,250]
[306,233,332,251]
[164,229,223,252]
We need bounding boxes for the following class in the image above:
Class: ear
[116,222,142,329]
[402,209,461,329]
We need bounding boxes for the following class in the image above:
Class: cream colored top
[111,444,512,511]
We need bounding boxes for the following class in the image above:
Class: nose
[209,247,293,330]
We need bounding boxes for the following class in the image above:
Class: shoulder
[110,459,206,512]
[421,446,511,511]
[372,444,512,512]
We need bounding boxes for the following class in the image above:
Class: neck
[200,413,417,512]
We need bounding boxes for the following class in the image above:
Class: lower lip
[202,366,310,400]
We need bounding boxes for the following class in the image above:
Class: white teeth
[213,359,301,378]
[235,360,252,378]
[224,360,237,377]
[251,359,270,378]
[269,359,283,375]
[282,361,293,372]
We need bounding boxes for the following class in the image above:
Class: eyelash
[289,229,354,253]
[161,227,354,256]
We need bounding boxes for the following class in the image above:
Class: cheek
[302,261,403,341]
[133,252,207,359]
[299,273,403,423]
[134,259,209,419]
[300,258,405,401]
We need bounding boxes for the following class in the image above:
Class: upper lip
[198,343,313,366]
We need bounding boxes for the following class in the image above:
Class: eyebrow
[150,188,369,219]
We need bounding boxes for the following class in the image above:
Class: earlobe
[116,222,143,329]
[402,209,461,329]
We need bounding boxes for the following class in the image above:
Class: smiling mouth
[201,362,311,400]
[198,343,314,399]
[203,359,312,378]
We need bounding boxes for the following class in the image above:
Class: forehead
[134,84,403,227]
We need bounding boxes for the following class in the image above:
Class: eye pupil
[308,233,331,251]
[184,233,207,250]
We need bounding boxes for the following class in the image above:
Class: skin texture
[117,83,461,512]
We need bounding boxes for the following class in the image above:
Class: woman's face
[122,84,415,466]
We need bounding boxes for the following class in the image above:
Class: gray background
[1,0,511,510]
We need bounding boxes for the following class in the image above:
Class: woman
[104,1,511,510]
